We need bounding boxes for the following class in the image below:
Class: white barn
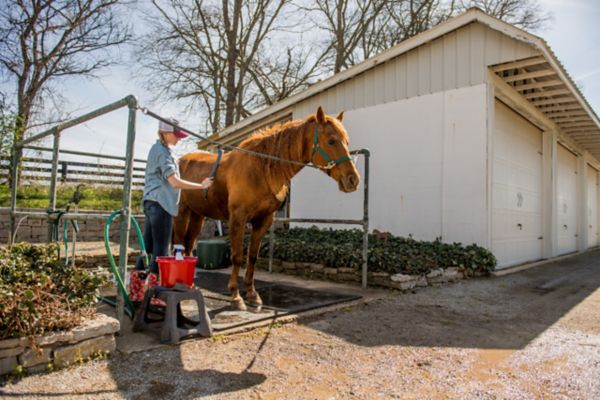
[205,9,600,269]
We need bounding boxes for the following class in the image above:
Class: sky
[23,0,600,164]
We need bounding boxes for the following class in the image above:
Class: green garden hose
[103,210,148,319]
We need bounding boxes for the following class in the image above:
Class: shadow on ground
[300,249,600,350]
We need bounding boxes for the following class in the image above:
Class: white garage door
[587,164,599,248]
[492,101,543,268]
[556,144,578,255]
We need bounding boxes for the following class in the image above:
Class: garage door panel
[557,145,578,255]
[492,100,543,268]
[587,165,599,248]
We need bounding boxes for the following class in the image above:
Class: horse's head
[311,106,361,193]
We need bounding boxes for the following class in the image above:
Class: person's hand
[201,177,214,189]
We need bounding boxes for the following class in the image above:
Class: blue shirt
[142,141,180,216]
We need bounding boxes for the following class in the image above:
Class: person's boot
[129,270,147,303]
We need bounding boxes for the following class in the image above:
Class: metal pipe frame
[267,148,371,288]
[16,97,132,147]
[116,96,138,324]
[47,129,61,242]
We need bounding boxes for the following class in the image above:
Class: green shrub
[259,227,496,275]
[0,243,105,340]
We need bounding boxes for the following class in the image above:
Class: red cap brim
[173,130,189,139]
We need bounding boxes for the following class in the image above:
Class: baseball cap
[159,119,189,139]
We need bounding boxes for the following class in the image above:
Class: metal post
[47,129,61,242]
[116,96,138,324]
[360,150,370,289]
[9,146,20,245]
[268,223,275,273]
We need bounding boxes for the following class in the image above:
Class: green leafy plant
[259,227,496,275]
[0,243,105,340]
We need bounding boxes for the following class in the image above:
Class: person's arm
[167,175,213,190]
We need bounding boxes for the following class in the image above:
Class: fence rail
[0,155,145,189]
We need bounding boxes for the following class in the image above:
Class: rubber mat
[194,269,361,331]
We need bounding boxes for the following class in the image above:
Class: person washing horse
[129,118,214,302]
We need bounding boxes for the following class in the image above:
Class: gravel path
[2,251,600,399]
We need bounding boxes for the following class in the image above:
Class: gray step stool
[133,284,212,343]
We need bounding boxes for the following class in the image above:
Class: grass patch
[0,185,142,211]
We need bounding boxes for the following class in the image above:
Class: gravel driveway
[2,250,600,399]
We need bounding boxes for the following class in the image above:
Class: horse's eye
[327,138,336,146]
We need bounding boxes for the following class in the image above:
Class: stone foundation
[256,258,487,290]
[0,313,119,377]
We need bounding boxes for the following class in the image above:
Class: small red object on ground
[156,256,197,288]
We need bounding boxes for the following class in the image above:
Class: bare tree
[137,0,321,134]
[461,0,551,31]
[307,0,388,74]
[312,0,550,75]
[0,0,130,183]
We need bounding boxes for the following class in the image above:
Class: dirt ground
[2,250,600,399]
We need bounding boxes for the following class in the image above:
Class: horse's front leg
[245,213,274,307]
[228,212,247,311]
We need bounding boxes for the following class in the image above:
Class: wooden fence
[0,155,146,190]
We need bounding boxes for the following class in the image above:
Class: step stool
[133,284,212,343]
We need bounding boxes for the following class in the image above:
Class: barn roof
[205,8,600,159]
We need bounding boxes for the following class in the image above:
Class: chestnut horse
[174,107,360,310]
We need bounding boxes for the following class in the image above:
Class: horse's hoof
[231,298,247,311]
[246,292,263,307]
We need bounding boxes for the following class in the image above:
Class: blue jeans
[135,200,172,274]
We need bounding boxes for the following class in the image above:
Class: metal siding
[443,31,458,90]
[406,50,419,97]
[485,28,503,65]
[470,23,486,85]
[430,39,444,93]
[384,61,397,103]
[395,56,407,99]
[418,44,432,95]
[456,27,470,87]
[373,64,387,106]
[364,69,375,107]
[354,73,366,109]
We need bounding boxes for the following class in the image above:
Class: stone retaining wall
[256,258,485,290]
[0,207,144,244]
[0,313,119,377]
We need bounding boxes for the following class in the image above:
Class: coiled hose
[103,210,148,319]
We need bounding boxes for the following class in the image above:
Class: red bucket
[156,256,197,288]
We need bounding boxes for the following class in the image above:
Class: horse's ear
[336,111,344,122]
[316,106,326,124]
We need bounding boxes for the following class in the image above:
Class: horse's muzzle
[339,173,360,193]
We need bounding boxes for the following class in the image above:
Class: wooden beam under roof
[523,89,570,99]
[530,97,577,107]
[491,56,547,72]
[513,79,563,91]
[547,112,587,119]
[564,128,600,134]
[503,69,556,83]
[555,117,592,123]
[544,110,591,118]
[558,123,597,129]
[538,104,583,113]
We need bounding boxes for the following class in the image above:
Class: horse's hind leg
[228,212,247,311]
[245,213,274,307]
